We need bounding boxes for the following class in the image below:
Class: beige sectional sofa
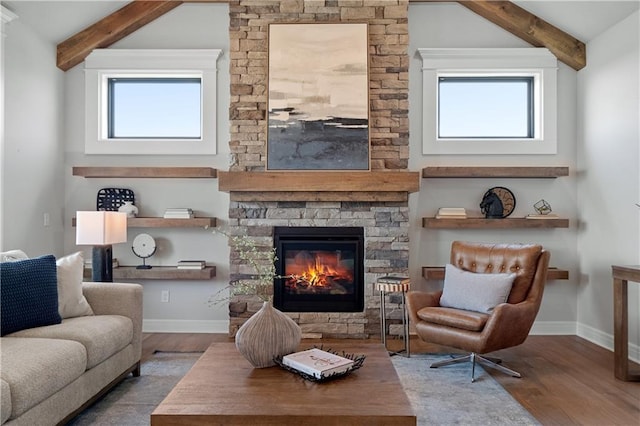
[0,251,143,425]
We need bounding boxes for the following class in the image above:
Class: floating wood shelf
[84,266,216,280]
[72,166,217,178]
[128,217,216,228]
[218,171,420,202]
[422,166,569,179]
[72,217,216,228]
[422,217,570,229]
[422,266,569,281]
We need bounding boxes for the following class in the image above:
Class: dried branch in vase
[208,229,290,306]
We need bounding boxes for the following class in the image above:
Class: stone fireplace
[224,0,413,339]
[225,200,411,339]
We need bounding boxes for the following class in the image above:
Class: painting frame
[266,23,370,171]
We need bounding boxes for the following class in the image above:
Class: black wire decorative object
[274,345,366,383]
[96,188,135,211]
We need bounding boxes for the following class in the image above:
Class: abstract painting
[267,23,369,170]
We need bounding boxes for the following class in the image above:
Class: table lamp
[76,211,127,282]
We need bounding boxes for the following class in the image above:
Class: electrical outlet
[161,290,170,303]
[43,213,50,227]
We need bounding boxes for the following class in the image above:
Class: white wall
[576,11,640,358]
[408,2,579,334]
[2,11,65,256]
[63,3,231,333]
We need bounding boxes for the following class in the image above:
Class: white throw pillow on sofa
[57,252,94,318]
[0,250,29,262]
[440,263,516,314]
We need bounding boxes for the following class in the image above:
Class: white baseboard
[143,319,229,334]
[576,322,613,350]
[532,321,640,364]
[577,322,640,364]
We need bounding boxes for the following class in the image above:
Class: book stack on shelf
[163,208,194,219]
[526,213,559,219]
[177,260,206,270]
[282,348,355,380]
[435,207,467,219]
[376,275,410,292]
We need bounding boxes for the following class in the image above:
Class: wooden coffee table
[151,342,416,425]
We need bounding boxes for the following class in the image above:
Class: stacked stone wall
[229,0,409,171]
[227,0,410,338]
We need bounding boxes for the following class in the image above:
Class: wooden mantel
[218,171,421,202]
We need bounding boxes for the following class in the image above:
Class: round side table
[376,279,410,357]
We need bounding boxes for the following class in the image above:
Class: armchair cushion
[417,306,489,332]
[440,264,516,314]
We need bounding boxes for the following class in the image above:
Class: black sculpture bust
[480,191,504,218]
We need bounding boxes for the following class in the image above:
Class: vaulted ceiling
[54,0,587,72]
[454,1,586,70]
[5,0,621,73]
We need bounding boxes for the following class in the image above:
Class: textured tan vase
[235,300,302,368]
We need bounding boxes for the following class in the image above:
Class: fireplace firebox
[273,227,364,312]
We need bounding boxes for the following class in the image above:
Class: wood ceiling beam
[56,1,183,71]
[454,0,586,70]
[410,0,586,70]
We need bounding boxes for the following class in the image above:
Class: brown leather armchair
[407,241,550,382]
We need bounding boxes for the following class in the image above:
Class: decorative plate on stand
[132,233,156,269]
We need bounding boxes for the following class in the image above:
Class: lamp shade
[76,211,127,245]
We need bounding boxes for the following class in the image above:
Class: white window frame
[418,48,558,155]
[84,49,222,155]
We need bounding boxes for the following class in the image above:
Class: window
[85,49,222,155]
[419,48,558,155]
[438,76,534,139]
[107,77,202,139]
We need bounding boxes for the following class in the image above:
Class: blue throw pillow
[1,255,62,336]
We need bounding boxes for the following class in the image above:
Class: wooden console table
[612,265,640,381]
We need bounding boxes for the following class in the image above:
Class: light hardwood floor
[142,334,640,426]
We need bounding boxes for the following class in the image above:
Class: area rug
[67,352,200,426]
[69,351,539,425]
[391,354,540,425]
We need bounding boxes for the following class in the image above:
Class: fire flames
[284,251,353,293]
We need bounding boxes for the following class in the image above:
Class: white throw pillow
[0,250,29,262]
[56,252,94,318]
[440,263,516,314]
